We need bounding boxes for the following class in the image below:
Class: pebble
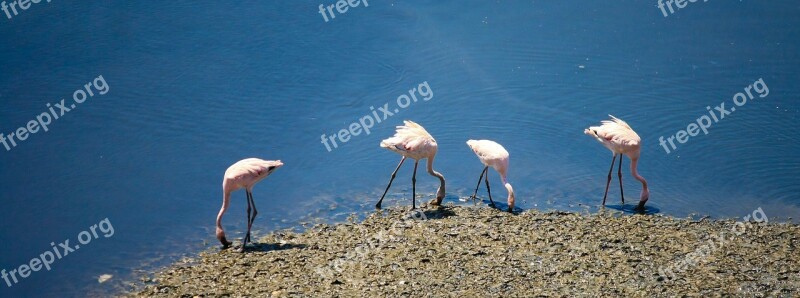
[128,206,800,297]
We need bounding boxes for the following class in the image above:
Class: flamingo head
[429,173,446,206]
[637,187,650,211]
[216,227,232,248]
[504,182,515,212]
[267,160,284,174]
[435,185,445,201]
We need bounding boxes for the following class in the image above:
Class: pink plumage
[380,120,439,161]
[376,120,446,209]
[466,140,515,212]
[216,158,284,251]
[585,115,649,211]
[585,115,641,157]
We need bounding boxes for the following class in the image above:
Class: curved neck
[630,157,648,190]
[216,191,231,228]
[502,176,514,198]
[501,175,515,209]
[426,157,445,185]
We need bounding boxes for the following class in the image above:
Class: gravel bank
[130,205,799,297]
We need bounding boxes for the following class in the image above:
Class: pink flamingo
[584,115,649,211]
[466,140,515,212]
[376,120,446,210]
[216,158,284,251]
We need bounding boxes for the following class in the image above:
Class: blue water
[1,1,798,296]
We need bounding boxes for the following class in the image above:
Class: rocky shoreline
[129,205,799,297]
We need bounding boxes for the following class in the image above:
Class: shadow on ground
[232,242,307,253]
[604,204,660,215]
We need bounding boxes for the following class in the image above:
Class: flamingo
[216,158,284,251]
[375,120,446,210]
[584,115,649,211]
[466,140,515,212]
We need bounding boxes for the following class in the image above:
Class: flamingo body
[376,120,446,209]
[584,115,649,210]
[585,116,641,158]
[467,140,510,172]
[216,158,283,250]
[466,140,515,212]
[223,158,282,192]
[380,121,439,161]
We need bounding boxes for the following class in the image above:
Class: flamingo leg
[243,191,251,244]
[241,191,253,251]
[618,155,624,204]
[470,167,488,203]
[411,160,418,210]
[376,157,407,209]
[484,169,496,208]
[602,154,617,206]
[248,191,258,243]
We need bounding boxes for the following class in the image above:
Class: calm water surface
[1,1,798,296]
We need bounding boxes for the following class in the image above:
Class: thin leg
[470,167,488,203]
[485,170,496,208]
[242,191,252,251]
[376,157,407,209]
[602,154,617,206]
[244,192,252,244]
[248,191,258,242]
[411,161,419,210]
[246,192,253,230]
[618,155,624,204]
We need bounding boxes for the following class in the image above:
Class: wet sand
[129,205,799,297]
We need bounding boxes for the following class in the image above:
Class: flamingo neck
[426,157,445,184]
[427,157,446,200]
[502,176,515,210]
[215,190,233,247]
[630,158,647,188]
[216,191,231,228]
[630,157,649,206]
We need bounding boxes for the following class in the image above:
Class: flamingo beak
[218,234,232,248]
[220,238,232,248]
